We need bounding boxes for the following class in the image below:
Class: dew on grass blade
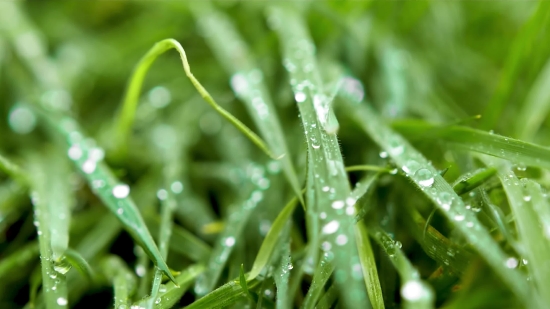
[415,168,434,187]
[9,104,37,134]
[112,184,130,199]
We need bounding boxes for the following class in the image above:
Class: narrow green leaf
[452,167,497,195]
[63,248,95,282]
[248,194,300,281]
[154,264,205,309]
[0,242,39,279]
[185,275,262,309]
[101,255,138,309]
[481,1,550,130]
[114,38,279,160]
[339,82,531,304]
[273,241,292,309]
[302,253,335,309]
[392,120,550,170]
[191,4,304,205]
[0,153,28,187]
[270,6,369,306]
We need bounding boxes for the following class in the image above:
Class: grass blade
[101,255,137,309]
[270,6,369,306]
[339,81,531,305]
[302,253,335,309]
[113,38,279,160]
[0,153,29,187]
[186,275,262,309]
[191,4,304,204]
[392,120,550,170]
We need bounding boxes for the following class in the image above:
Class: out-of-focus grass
[1,1,550,308]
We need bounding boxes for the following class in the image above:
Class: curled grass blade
[452,167,497,195]
[0,153,29,187]
[339,83,531,304]
[114,38,279,160]
[191,4,303,204]
[270,6,369,306]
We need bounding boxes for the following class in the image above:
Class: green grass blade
[186,275,262,309]
[146,217,212,262]
[114,38,279,160]
[315,283,338,309]
[154,265,205,309]
[302,253,335,309]
[273,241,292,309]
[351,173,384,309]
[191,4,304,204]
[35,112,176,284]
[515,57,550,140]
[63,249,95,282]
[270,6,369,306]
[28,154,69,309]
[0,153,29,187]
[480,1,550,130]
[248,194,300,281]
[339,82,531,304]
[0,241,39,279]
[483,156,550,307]
[392,121,550,170]
[194,186,261,295]
[369,225,434,309]
[452,167,497,195]
[101,255,137,309]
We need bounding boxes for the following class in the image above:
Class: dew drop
[157,189,168,200]
[454,214,465,221]
[506,257,518,269]
[67,145,83,160]
[171,181,183,194]
[401,280,430,302]
[415,168,434,187]
[331,200,345,210]
[437,192,453,211]
[113,184,130,199]
[117,208,124,215]
[379,151,388,158]
[82,160,96,174]
[336,234,348,246]
[224,236,236,247]
[294,92,306,103]
[523,196,532,202]
[322,220,340,234]
[9,105,37,134]
[56,297,68,306]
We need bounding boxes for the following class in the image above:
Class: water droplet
[157,189,168,200]
[319,212,327,219]
[523,196,531,202]
[336,234,348,245]
[171,181,183,194]
[331,200,345,209]
[67,145,83,160]
[466,221,474,228]
[346,205,356,216]
[322,186,330,192]
[9,104,37,134]
[92,179,105,189]
[135,265,146,277]
[322,220,340,234]
[82,160,96,174]
[321,241,332,251]
[155,297,161,304]
[401,280,429,302]
[224,236,236,247]
[437,192,453,211]
[379,151,388,158]
[312,143,320,149]
[148,86,171,108]
[388,139,404,156]
[113,184,130,199]
[117,208,124,215]
[402,160,421,175]
[56,297,68,306]
[506,257,518,269]
[294,92,306,103]
[415,168,434,187]
[454,214,465,221]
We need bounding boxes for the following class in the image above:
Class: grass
[2,1,550,309]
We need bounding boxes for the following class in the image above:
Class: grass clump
[2,1,550,309]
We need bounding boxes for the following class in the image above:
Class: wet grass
[1,1,550,309]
